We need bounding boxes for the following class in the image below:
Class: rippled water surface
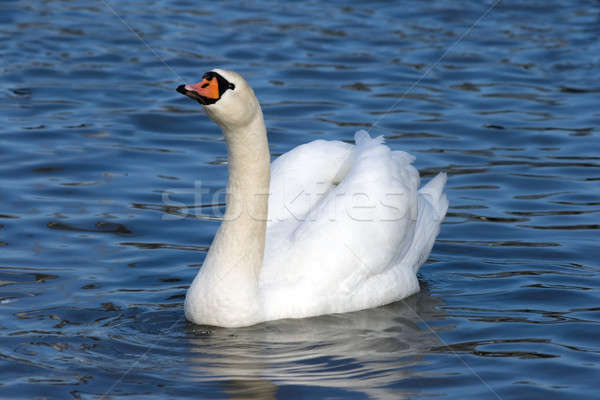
[2,0,600,398]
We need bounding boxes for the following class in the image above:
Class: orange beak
[185,77,220,101]
[177,71,235,105]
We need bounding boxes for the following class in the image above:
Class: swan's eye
[228,82,235,90]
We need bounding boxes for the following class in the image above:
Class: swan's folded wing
[268,139,353,225]
[262,133,421,310]
[293,133,418,272]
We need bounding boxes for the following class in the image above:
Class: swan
[176,69,448,328]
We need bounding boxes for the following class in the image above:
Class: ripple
[1,0,599,399]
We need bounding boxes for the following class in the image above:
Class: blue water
[2,0,600,398]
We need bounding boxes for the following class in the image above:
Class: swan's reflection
[185,285,448,399]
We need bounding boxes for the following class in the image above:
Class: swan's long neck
[218,111,270,279]
[185,107,270,326]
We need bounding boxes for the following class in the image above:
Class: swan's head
[177,69,261,129]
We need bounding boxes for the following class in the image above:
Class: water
[1,0,599,398]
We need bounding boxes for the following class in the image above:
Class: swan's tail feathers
[418,172,449,221]
[409,172,448,273]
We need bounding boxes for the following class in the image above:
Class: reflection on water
[1,0,600,398]
[186,291,445,399]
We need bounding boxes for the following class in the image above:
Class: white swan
[176,69,448,328]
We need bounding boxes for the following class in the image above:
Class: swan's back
[260,131,448,321]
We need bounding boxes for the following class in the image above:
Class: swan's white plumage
[260,131,447,321]
[180,69,448,327]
